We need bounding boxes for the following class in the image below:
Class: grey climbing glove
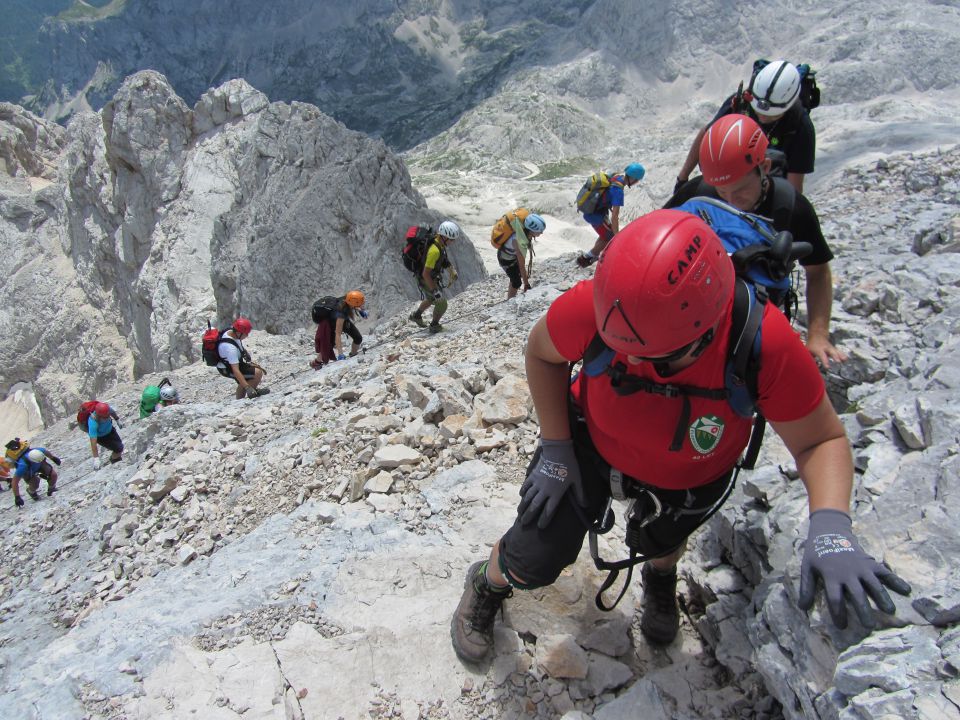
[517,439,585,530]
[798,509,912,629]
[431,288,442,301]
[244,386,259,399]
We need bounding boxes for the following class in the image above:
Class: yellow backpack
[491,208,531,249]
[4,439,29,464]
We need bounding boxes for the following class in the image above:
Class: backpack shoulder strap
[726,279,768,470]
[768,177,796,228]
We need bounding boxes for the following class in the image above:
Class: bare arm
[89,435,99,458]
[769,394,852,513]
[787,172,805,194]
[609,205,622,236]
[678,125,708,182]
[803,263,847,367]
[228,363,250,389]
[524,317,572,441]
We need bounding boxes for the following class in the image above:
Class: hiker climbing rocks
[450,209,910,665]
[676,60,817,194]
[310,291,367,369]
[409,221,460,334]
[667,114,846,367]
[213,317,267,400]
[491,210,546,299]
[574,163,645,268]
[87,402,124,470]
[141,379,181,416]
[12,447,61,507]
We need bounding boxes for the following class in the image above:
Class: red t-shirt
[546,280,824,489]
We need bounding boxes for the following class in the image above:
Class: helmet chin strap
[653,328,716,377]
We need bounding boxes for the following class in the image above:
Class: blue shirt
[88,415,114,439]
[15,447,48,478]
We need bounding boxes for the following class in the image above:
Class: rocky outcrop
[0,71,486,425]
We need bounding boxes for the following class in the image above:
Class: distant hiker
[213,317,267,400]
[575,163,645,268]
[491,210,546,298]
[409,221,461,334]
[676,60,816,194]
[88,402,123,470]
[140,379,180,417]
[12,447,61,507]
[666,114,846,367]
[450,210,910,665]
[310,291,368,369]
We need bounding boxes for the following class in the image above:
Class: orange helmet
[699,114,769,186]
[593,209,734,357]
[345,290,365,308]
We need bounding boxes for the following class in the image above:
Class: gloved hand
[517,439,586,529]
[798,509,912,629]
[244,386,259,399]
[673,176,687,195]
[51,456,62,466]
[337,354,346,361]
[14,495,24,508]
[432,289,442,301]
[93,456,103,470]
[358,310,368,319]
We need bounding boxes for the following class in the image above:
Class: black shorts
[498,404,734,588]
[218,362,256,383]
[95,428,124,454]
[498,254,522,289]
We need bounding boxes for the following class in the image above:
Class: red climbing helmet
[593,209,734,357]
[699,114,769,186]
[94,402,111,418]
[232,317,252,335]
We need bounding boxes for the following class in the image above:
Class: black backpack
[401,225,435,274]
[311,295,341,323]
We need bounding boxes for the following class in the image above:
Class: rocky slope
[0,144,957,720]
[0,72,485,428]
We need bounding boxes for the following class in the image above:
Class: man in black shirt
[676,60,815,194]
[666,114,845,368]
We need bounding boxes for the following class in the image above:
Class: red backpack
[76,400,99,431]
[401,225,435,274]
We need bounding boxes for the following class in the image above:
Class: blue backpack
[581,198,811,467]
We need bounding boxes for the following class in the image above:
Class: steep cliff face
[0,71,485,425]
[32,0,594,147]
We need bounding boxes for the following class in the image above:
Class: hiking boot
[575,253,596,268]
[310,359,323,370]
[640,563,680,645]
[46,484,57,497]
[109,453,123,464]
[428,323,443,334]
[256,387,271,396]
[451,561,512,664]
[409,312,426,328]
[28,491,40,501]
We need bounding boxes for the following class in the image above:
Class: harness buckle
[609,468,628,501]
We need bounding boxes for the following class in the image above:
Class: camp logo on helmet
[667,234,704,285]
[689,415,725,455]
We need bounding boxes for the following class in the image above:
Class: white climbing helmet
[437,221,461,241]
[27,449,45,463]
[749,60,801,117]
[159,385,179,402]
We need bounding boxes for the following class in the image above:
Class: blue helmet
[524,213,546,234]
[625,162,646,181]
